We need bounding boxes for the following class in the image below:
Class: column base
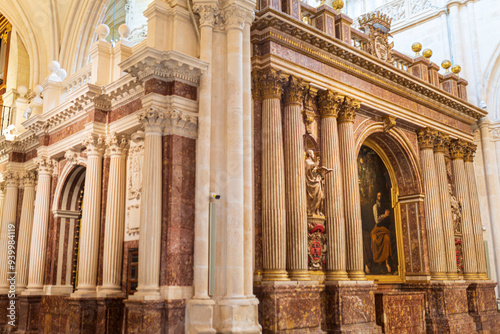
[430,272,448,280]
[218,296,261,334]
[463,272,479,280]
[446,272,460,280]
[325,271,349,281]
[288,270,310,281]
[255,281,323,333]
[467,281,500,332]
[347,270,366,280]
[128,287,161,301]
[20,287,44,296]
[324,281,381,333]
[185,297,216,334]
[97,288,126,298]
[71,287,97,298]
[262,270,289,281]
[17,295,43,333]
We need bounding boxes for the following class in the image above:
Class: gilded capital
[106,133,130,157]
[283,76,305,106]
[3,171,19,187]
[318,89,344,119]
[36,156,56,175]
[83,134,106,157]
[417,128,437,150]
[23,171,37,188]
[464,143,477,162]
[433,131,449,153]
[253,69,284,101]
[193,4,220,28]
[449,139,467,160]
[338,96,360,123]
[138,107,167,133]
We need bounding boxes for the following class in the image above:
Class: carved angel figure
[305,149,332,217]
[449,184,462,234]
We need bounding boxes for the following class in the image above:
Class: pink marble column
[417,128,447,280]
[450,139,478,280]
[258,69,288,281]
[464,144,488,279]
[337,97,365,280]
[433,132,459,279]
[283,75,309,281]
[318,89,349,281]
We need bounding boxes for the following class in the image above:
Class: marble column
[283,76,309,281]
[337,97,365,280]
[318,89,348,281]
[478,119,500,286]
[450,139,478,280]
[24,158,55,295]
[258,69,288,281]
[0,171,19,293]
[464,144,488,279]
[433,132,459,279]
[73,134,105,297]
[16,172,37,293]
[133,108,166,300]
[99,133,129,296]
[417,128,447,280]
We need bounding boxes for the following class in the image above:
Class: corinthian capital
[417,128,437,150]
[338,96,360,123]
[138,107,167,134]
[253,69,284,100]
[106,133,130,156]
[433,131,449,153]
[193,4,220,28]
[23,171,37,188]
[36,157,56,175]
[3,171,19,187]
[283,76,306,106]
[464,143,477,163]
[83,134,106,157]
[223,4,248,30]
[65,149,80,166]
[449,139,467,160]
[318,89,344,118]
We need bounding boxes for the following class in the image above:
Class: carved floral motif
[83,134,106,156]
[417,128,437,150]
[125,132,145,239]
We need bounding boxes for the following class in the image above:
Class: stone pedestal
[374,291,425,334]
[96,297,124,333]
[67,298,98,333]
[324,281,381,333]
[123,299,166,333]
[467,282,500,332]
[255,282,324,333]
[0,294,9,330]
[17,295,42,333]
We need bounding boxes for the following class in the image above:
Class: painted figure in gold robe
[371,192,392,273]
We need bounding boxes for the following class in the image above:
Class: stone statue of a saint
[449,184,462,234]
[305,149,332,217]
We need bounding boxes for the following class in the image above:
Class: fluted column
[133,108,166,300]
[318,89,348,281]
[23,158,55,295]
[450,139,478,280]
[0,171,19,293]
[417,128,447,280]
[337,97,365,280]
[464,144,488,278]
[282,76,309,281]
[16,172,37,293]
[73,134,105,297]
[433,132,459,279]
[258,69,288,281]
[99,133,129,296]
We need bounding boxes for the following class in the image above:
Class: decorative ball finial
[441,60,452,73]
[33,85,43,96]
[451,64,461,75]
[48,60,61,74]
[17,85,28,98]
[422,48,432,59]
[412,43,422,56]
[332,0,344,10]
[118,24,131,40]
[57,68,67,80]
[96,24,110,40]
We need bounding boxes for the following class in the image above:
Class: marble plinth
[255,282,324,333]
[123,299,186,333]
[467,282,500,333]
[374,291,425,334]
[324,281,381,333]
[96,297,124,333]
[17,295,42,333]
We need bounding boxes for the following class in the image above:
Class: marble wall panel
[254,99,263,272]
[44,172,60,285]
[121,239,138,296]
[97,156,110,286]
[144,78,197,101]
[109,99,142,123]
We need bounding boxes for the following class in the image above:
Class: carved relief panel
[124,131,144,241]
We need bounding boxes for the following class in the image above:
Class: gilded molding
[338,96,360,123]
[283,76,305,106]
[449,139,467,160]
[317,89,344,119]
[433,131,449,153]
[417,128,437,150]
[464,143,477,163]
